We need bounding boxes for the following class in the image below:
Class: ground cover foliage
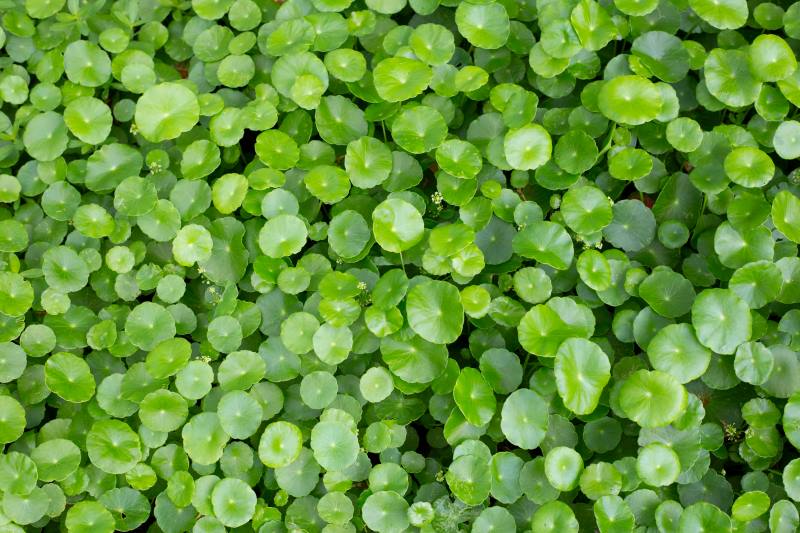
[0,0,800,531]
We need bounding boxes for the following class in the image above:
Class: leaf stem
[595,122,617,163]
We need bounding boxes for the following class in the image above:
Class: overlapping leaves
[0,0,798,531]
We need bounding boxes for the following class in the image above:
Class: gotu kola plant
[0,0,799,531]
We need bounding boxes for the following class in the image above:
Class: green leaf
[446,453,492,506]
[632,31,690,83]
[211,478,256,527]
[66,501,115,533]
[500,389,549,449]
[772,190,800,243]
[636,442,681,487]
[86,420,142,474]
[406,280,463,344]
[373,58,432,102]
[436,139,482,179]
[561,186,613,235]
[345,136,393,188]
[23,111,68,161]
[513,221,574,270]
[504,124,552,170]
[689,0,747,29]
[391,105,448,154]
[603,200,657,252]
[570,0,617,51]
[598,76,663,126]
[362,491,410,532]
[455,1,510,50]
[594,495,636,533]
[555,338,611,415]
[316,95,368,145]
[518,298,595,357]
[329,210,372,259]
[647,324,711,383]
[172,224,213,266]
[691,288,751,355]
[372,198,424,253]
[381,330,448,383]
[410,24,456,66]
[732,491,770,522]
[63,40,111,87]
[139,389,188,433]
[533,501,579,533]
[44,351,95,403]
[704,49,762,107]
[64,96,112,144]
[310,421,359,470]
[135,83,199,142]
[258,214,308,258]
[125,302,177,351]
[0,272,34,317]
[619,369,687,428]
[258,421,303,468]
[638,269,696,318]
[724,147,775,188]
[545,447,584,491]
[0,396,26,444]
[454,367,496,427]
[678,502,732,532]
[577,250,612,291]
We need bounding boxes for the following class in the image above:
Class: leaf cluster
[0,0,799,531]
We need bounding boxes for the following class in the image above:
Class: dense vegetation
[0,0,800,531]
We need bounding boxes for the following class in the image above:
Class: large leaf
[555,338,611,415]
